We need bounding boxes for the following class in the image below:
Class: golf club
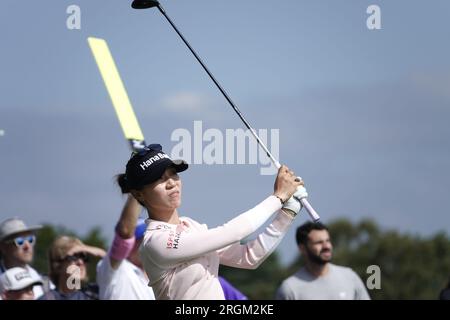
[131,0,320,222]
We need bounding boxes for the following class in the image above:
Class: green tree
[82,226,108,282]
[220,251,286,299]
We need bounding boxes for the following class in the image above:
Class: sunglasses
[131,143,162,157]
[8,235,36,248]
[61,252,89,263]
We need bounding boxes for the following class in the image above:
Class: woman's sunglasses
[8,235,36,248]
[131,143,162,157]
[61,252,89,263]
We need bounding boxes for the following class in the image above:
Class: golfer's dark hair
[296,222,328,246]
[116,174,131,194]
[116,174,146,207]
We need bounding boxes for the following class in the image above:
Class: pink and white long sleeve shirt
[139,195,294,300]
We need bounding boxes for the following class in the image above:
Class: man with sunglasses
[0,217,46,299]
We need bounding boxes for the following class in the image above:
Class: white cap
[0,267,43,293]
[0,218,42,242]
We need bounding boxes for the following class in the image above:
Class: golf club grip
[299,198,320,222]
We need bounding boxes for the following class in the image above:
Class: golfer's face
[141,167,182,211]
[306,230,333,262]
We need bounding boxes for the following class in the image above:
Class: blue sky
[1,0,449,266]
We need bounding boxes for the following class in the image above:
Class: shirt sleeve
[96,256,117,299]
[142,196,281,268]
[217,210,294,269]
[275,280,296,300]
[352,270,371,300]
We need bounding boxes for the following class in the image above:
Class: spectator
[40,236,106,300]
[0,217,48,298]
[0,267,43,300]
[439,277,450,300]
[96,195,155,300]
[219,276,248,300]
[276,222,370,300]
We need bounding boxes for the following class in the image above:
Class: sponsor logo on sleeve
[166,229,182,249]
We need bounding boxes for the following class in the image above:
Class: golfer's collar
[146,217,190,230]
[178,218,190,231]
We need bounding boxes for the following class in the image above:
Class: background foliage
[220,218,450,300]
[31,219,450,299]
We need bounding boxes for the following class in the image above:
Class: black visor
[124,144,188,189]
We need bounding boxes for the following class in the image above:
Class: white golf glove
[282,185,308,218]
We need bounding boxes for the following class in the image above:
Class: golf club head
[131,0,160,9]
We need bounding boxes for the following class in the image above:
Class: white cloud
[161,91,212,112]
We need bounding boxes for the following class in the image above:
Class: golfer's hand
[273,165,302,203]
[282,185,308,217]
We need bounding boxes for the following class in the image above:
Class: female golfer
[117,144,306,300]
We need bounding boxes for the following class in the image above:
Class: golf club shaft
[156,4,320,222]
